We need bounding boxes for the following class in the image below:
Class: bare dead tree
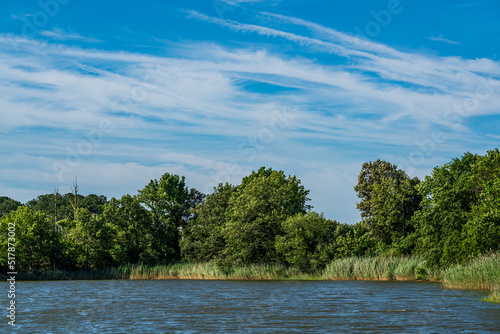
[53,186,59,229]
[66,178,81,220]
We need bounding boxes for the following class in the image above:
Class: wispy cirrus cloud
[219,0,282,5]
[1,5,499,223]
[40,28,103,43]
[428,35,462,45]
[185,10,500,127]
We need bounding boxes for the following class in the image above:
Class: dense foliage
[414,149,500,265]
[1,149,499,273]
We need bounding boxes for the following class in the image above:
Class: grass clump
[130,263,224,280]
[323,255,439,281]
[441,252,500,290]
[482,288,500,304]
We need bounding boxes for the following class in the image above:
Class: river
[6,280,500,333]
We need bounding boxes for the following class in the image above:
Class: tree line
[1,149,499,273]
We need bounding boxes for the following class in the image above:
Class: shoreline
[4,254,498,303]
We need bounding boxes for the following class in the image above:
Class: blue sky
[0,0,499,223]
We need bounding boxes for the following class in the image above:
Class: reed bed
[10,252,499,304]
[14,265,133,281]
[323,255,439,281]
[129,262,305,280]
[9,256,440,281]
[441,252,500,290]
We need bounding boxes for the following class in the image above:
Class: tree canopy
[354,160,421,252]
[0,197,22,218]
[223,167,311,265]
[1,150,499,273]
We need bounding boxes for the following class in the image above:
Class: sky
[0,0,499,223]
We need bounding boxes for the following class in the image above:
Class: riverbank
[7,253,500,303]
[441,252,500,303]
[10,256,434,281]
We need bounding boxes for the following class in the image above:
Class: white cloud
[40,28,103,43]
[186,11,500,125]
[428,35,462,45]
[1,9,499,222]
[219,0,281,5]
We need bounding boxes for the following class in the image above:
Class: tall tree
[413,152,480,265]
[53,187,60,227]
[0,197,22,218]
[181,183,236,263]
[462,149,500,256]
[137,172,195,264]
[183,188,206,224]
[354,160,420,250]
[224,167,310,265]
[370,175,420,248]
[0,207,60,271]
[58,208,114,270]
[103,195,151,264]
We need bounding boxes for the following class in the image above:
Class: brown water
[5,280,500,333]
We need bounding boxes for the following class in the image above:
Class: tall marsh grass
[10,256,440,281]
[129,262,305,280]
[441,252,500,304]
[10,263,304,281]
[15,265,133,281]
[441,252,500,290]
[323,255,440,281]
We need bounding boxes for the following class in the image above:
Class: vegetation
[323,255,440,281]
[222,167,310,266]
[441,252,500,290]
[354,160,420,251]
[180,183,236,263]
[1,149,499,300]
[414,150,500,266]
[482,289,500,304]
[441,252,500,304]
[0,197,22,219]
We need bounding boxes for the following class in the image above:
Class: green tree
[181,183,236,263]
[58,208,114,269]
[461,149,500,257]
[137,172,199,264]
[355,160,400,223]
[354,160,420,250]
[82,194,108,215]
[276,212,339,272]
[0,207,60,271]
[413,152,480,265]
[103,195,151,264]
[27,193,75,222]
[184,188,206,224]
[223,167,310,265]
[0,197,22,218]
[335,222,374,257]
[370,175,420,249]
